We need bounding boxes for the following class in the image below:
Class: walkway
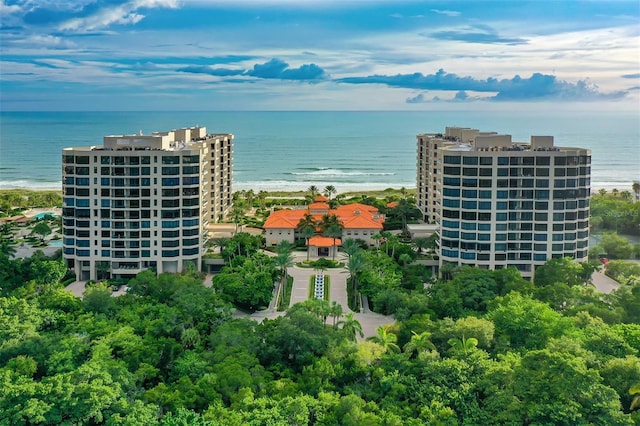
[591,270,621,294]
[242,251,395,339]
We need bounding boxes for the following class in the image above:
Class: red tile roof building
[264,197,385,251]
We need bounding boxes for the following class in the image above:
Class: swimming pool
[48,240,63,247]
[33,212,58,219]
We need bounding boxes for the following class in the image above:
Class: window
[480,157,493,165]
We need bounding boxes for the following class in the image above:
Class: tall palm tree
[274,242,295,306]
[329,301,343,327]
[299,225,315,261]
[229,201,248,234]
[324,185,337,200]
[337,313,363,342]
[326,224,342,260]
[367,325,400,353]
[372,232,383,252]
[297,213,317,260]
[379,230,392,256]
[298,213,317,231]
[403,331,436,358]
[245,189,255,208]
[320,214,343,260]
[395,198,413,236]
[387,234,400,259]
[308,185,320,199]
[257,190,268,210]
[341,238,360,259]
[346,252,366,309]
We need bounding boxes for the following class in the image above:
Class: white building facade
[417,126,591,279]
[62,126,233,281]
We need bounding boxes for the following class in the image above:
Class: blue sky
[1,0,638,110]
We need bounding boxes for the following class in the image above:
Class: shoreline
[1,179,637,193]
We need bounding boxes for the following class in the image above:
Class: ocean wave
[234,180,415,192]
[0,180,62,190]
[290,168,396,177]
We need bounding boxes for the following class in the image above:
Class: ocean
[1,110,638,193]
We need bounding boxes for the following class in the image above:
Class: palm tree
[440,261,458,281]
[413,237,429,255]
[299,225,315,261]
[395,198,413,236]
[329,301,343,327]
[633,182,640,201]
[447,336,478,355]
[387,234,400,259]
[399,253,412,269]
[400,186,407,199]
[1,223,14,238]
[337,313,363,341]
[308,185,320,199]
[326,224,342,260]
[0,240,17,258]
[32,221,52,243]
[341,238,360,259]
[324,185,337,200]
[379,230,392,256]
[403,331,436,358]
[298,213,316,229]
[372,232,383,252]
[274,242,295,306]
[346,252,366,310]
[257,190,268,210]
[367,325,400,353]
[297,213,317,260]
[244,189,255,208]
[320,214,343,260]
[229,201,248,234]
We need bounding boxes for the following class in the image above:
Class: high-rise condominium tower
[417,126,591,279]
[62,126,233,281]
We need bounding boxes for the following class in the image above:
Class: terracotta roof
[309,236,341,247]
[263,209,305,229]
[263,202,384,231]
[336,203,378,213]
[264,216,298,228]
[309,202,330,210]
[387,201,399,208]
[314,195,328,202]
[342,215,384,229]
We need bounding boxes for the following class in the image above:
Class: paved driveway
[244,252,394,339]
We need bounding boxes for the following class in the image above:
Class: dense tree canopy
[2,245,640,424]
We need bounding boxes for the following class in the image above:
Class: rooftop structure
[417,126,591,279]
[62,126,233,281]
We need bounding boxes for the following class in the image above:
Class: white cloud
[430,9,461,17]
[59,0,178,32]
[0,0,23,15]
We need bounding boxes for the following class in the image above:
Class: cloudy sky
[1,0,639,110]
